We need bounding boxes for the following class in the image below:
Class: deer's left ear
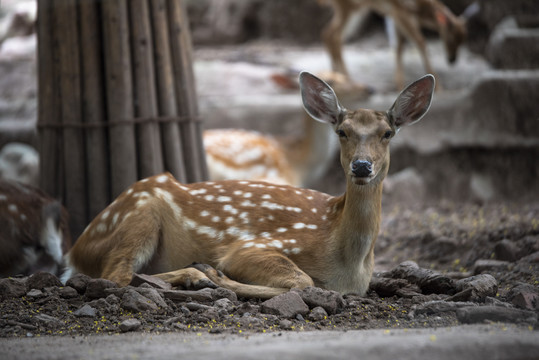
[388,74,435,130]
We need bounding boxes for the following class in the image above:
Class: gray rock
[0,278,27,299]
[119,318,141,333]
[121,289,158,312]
[299,287,345,315]
[65,273,91,294]
[130,273,172,290]
[26,271,62,291]
[473,260,510,274]
[214,298,235,313]
[26,289,44,298]
[457,306,538,325]
[451,274,498,302]
[260,291,309,318]
[134,287,168,309]
[307,306,328,321]
[494,239,519,262]
[414,301,478,316]
[507,284,539,311]
[162,288,214,303]
[85,278,118,299]
[73,304,98,318]
[212,287,238,302]
[34,314,62,327]
[59,286,78,299]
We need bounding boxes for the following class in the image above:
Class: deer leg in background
[322,0,355,77]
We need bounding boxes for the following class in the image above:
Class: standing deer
[62,72,434,299]
[0,180,71,277]
[320,0,473,89]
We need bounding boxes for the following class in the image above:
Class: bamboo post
[101,0,138,197]
[168,0,208,183]
[79,0,109,220]
[150,0,187,182]
[129,0,164,178]
[38,0,206,239]
[37,0,62,199]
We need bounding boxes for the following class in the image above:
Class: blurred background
[0,0,537,210]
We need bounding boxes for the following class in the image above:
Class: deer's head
[299,72,435,186]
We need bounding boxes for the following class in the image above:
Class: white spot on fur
[286,206,302,213]
[112,212,119,227]
[255,243,267,248]
[311,208,318,213]
[133,191,151,198]
[20,213,27,221]
[96,223,107,233]
[243,242,255,248]
[321,215,328,221]
[217,196,232,202]
[268,240,283,248]
[241,200,256,207]
[156,175,169,183]
[0,194,6,201]
[101,210,110,220]
[8,204,17,213]
[204,195,215,201]
[190,189,207,196]
[260,232,272,239]
[239,212,249,224]
[277,227,287,233]
[261,201,284,211]
[225,217,234,224]
[233,190,243,196]
[126,188,134,195]
[154,188,182,218]
[248,183,265,188]
[201,210,210,217]
[212,216,220,222]
[238,181,249,185]
[307,196,314,200]
[262,194,272,199]
[136,198,149,208]
[291,248,301,254]
[243,192,252,198]
[223,204,238,215]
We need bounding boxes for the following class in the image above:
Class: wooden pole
[101,0,138,197]
[129,0,164,179]
[79,0,110,219]
[37,0,62,199]
[167,0,208,183]
[150,0,187,182]
[55,0,87,237]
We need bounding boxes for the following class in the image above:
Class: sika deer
[0,180,71,277]
[62,72,434,299]
[320,0,475,89]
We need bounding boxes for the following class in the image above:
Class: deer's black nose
[351,160,372,178]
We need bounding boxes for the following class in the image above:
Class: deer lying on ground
[204,70,371,188]
[320,0,472,89]
[62,72,434,299]
[0,180,71,277]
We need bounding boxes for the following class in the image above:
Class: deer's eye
[337,129,347,138]
[382,130,393,140]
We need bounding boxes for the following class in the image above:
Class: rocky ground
[1,201,537,340]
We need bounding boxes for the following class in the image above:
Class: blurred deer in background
[0,180,71,277]
[204,70,372,188]
[61,72,434,299]
[320,0,478,89]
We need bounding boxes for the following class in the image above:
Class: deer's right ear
[299,71,344,125]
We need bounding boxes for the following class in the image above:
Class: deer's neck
[334,180,383,263]
[286,114,339,187]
